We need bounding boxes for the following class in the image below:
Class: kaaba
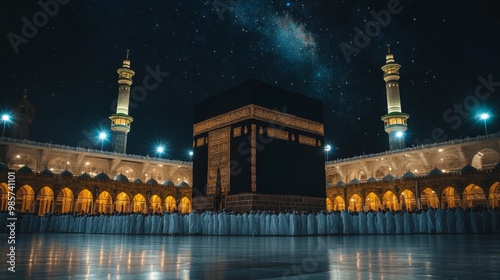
[192,79,326,212]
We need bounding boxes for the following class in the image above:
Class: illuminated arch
[435,154,462,172]
[348,194,362,212]
[366,192,382,211]
[399,160,426,176]
[441,187,460,208]
[165,196,176,212]
[400,189,417,211]
[421,187,439,209]
[383,191,399,211]
[179,197,191,213]
[144,168,163,182]
[471,148,499,169]
[150,195,162,213]
[16,184,35,212]
[47,157,71,174]
[75,189,93,214]
[9,154,37,171]
[333,196,345,211]
[37,186,54,216]
[0,183,9,211]
[55,188,74,214]
[463,184,487,208]
[326,173,342,185]
[326,197,333,211]
[172,170,191,185]
[489,182,500,208]
[95,191,113,214]
[132,193,147,213]
[115,192,130,213]
[115,165,136,181]
[375,164,393,179]
[81,161,105,177]
[347,169,361,183]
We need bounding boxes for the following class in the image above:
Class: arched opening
[375,165,392,179]
[132,193,147,213]
[172,170,191,185]
[115,165,136,181]
[326,197,333,211]
[348,194,362,212]
[421,188,439,209]
[471,149,499,169]
[165,196,176,212]
[0,183,9,211]
[365,192,382,211]
[115,192,130,213]
[80,161,105,177]
[16,185,35,213]
[326,173,341,185]
[144,169,163,182]
[400,160,426,176]
[400,189,416,211]
[179,197,191,213]
[463,184,487,208]
[383,191,399,211]
[333,196,345,211]
[150,195,162,213]
[47,157,72,174]
[9,155,37,171]
[442,187,460,208]
[436,154,462,173]
[75,189,93,214]
[37,186,54,216]
[95,191,113,214]
[489,182,500,208]
[55,188,74,214]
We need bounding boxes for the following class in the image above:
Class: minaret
[109,50,135,154]
[381,45,409,150]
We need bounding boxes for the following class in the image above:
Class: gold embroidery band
[267,127,289,141]
[193,104,324,136]
[298,135,317,146]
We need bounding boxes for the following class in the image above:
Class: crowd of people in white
[2,207,499,236]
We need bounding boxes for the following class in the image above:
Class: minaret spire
[109,50,135,153]
[380,47,409,150]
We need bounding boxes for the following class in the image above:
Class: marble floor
[2,233,500,280]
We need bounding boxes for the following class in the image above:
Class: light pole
[1,114,12,139]
[156,145,165,158]
[98,131,107,150]
[188,150,193,161]
[324,144,331,162]
[479,113,490,135]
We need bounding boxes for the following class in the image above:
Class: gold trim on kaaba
[193,104,324,136]
[251,124,257,192]
[196,137,205,147]
[267,127,289,141]
[207,127,231,194]
[233,127,241,137]
[298,135,316,146]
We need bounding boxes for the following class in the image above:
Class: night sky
[1,0,499,162]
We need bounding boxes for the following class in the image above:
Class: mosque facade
[0,50,499,216]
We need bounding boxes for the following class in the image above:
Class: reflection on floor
[3,233,500,280]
